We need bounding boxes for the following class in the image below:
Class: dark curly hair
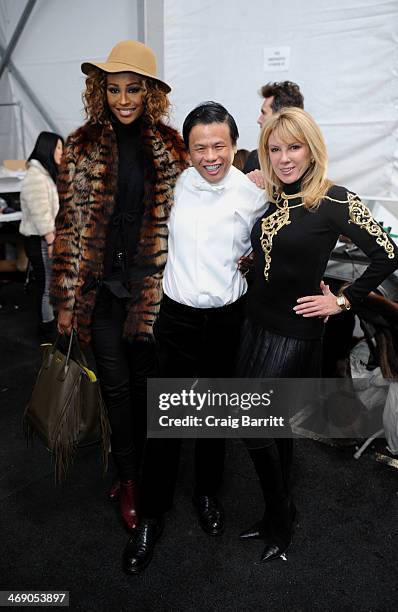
[82,67,170,125]
[260,81,304,112]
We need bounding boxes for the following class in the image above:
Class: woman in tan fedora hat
[50,40,189,531]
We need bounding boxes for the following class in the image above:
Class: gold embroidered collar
[279,191,305,204]
[260,194,305,281]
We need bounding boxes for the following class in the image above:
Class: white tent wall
[0,0,140,159]
[164,0,398,199]
[0,0,397,201]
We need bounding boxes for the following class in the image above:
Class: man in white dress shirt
[123,102,266,574]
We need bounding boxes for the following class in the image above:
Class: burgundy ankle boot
[120,480,138,531]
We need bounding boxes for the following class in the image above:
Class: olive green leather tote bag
[23,331,111,481]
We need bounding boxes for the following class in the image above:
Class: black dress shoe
[193,495,224,536]
[123,518,164,575]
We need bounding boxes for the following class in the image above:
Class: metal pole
[142,0,165,80]
[0,102,27,158]
[0,45,61,134]
[137,0,146,43]
[18,102,27,158]
[0,0,38,80]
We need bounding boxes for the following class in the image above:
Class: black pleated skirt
[237,318,322,379]
[237,318,323,449]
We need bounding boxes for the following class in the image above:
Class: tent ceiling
[0,0,397,199]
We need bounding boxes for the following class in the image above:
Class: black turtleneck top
[103,118,146,297]
[246,178,398,339]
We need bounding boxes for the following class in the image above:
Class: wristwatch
[336,293,351,311]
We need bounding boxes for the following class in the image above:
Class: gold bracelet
[336,293,351,311]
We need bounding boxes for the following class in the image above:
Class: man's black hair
[260,81,304,112]
[182,101,239,148]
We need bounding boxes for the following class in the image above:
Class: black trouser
[91,287,157,481]
[140,294,245,517]
[24,235,54,324]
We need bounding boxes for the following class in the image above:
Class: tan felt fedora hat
[81,40,171,93]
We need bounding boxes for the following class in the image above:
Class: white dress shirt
[163,165,266,308]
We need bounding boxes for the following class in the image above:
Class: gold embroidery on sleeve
[324,192,395,259]
[260,193,304,281]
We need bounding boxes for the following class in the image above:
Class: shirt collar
[190,166,232,193]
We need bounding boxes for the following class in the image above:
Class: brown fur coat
[50,121,189,345]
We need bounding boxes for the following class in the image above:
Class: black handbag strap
[49,330,87,364]
[50,330,74,359]
[44,331,94,381]
[70,330,88,366]
[42,332,74,379]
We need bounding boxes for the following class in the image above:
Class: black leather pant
[140,294,245,517]
[91,287,157,480]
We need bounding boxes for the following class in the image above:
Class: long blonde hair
[258,107,332,208]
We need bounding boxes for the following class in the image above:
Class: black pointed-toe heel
[259,501,296,562]
[240,502,296,541]
[260,537,291,563]
[239,519,267,540]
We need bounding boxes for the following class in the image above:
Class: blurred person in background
[232,148,250,172]
[243,81,304,173]
[19,131,64,343]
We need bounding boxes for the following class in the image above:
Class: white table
[0,211,22,223]
[0,176,24,194]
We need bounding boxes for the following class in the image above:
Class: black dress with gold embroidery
[246,183,398,340]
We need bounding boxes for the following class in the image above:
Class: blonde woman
[238,107,398,562]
